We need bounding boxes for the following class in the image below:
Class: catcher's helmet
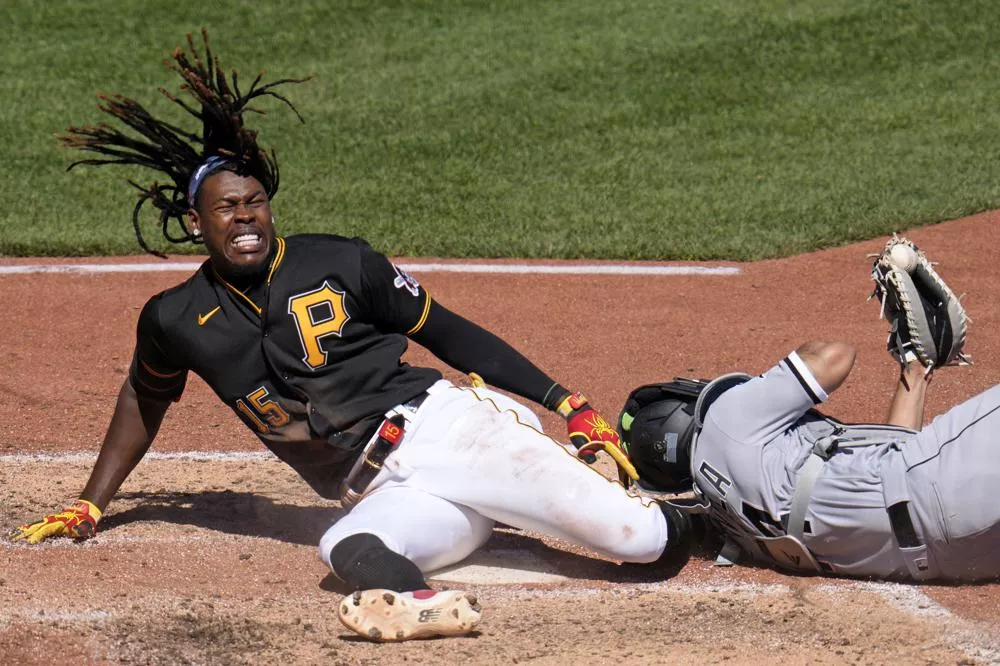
[619,374,751,492]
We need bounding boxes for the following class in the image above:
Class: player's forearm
[410,302,558,404]
[885,361,929,430]
[80,380,170,510]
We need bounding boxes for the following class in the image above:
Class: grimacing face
[188,171,276,278]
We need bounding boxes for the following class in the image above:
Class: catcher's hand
[10,499,102,544]
[869,235,970,371]
[557,392,638,483]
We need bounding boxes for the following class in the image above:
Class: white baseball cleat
[338,588,483,642]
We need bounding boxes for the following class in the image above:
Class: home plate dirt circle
[4,217,1000,664]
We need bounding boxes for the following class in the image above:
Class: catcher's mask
[618,374,751,492]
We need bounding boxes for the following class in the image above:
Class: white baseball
[888,244,918,273]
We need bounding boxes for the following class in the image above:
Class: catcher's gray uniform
[692,351,1000,581]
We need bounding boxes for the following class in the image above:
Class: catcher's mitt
[869,235,970,370]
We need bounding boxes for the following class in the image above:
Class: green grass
[2,0,1000,259]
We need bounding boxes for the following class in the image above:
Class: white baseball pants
[319,380,668,574]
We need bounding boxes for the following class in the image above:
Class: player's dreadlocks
[58,29,312,257]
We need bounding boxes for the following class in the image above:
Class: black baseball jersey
[128,234,441,497]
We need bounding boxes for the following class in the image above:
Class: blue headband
[187,156,232,207]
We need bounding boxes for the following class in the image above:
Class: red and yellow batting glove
[557,392,638,483]
[10,499,102,544]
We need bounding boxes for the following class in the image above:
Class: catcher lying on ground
[605,236,995,581]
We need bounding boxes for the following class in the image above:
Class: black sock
[328,532,428,592]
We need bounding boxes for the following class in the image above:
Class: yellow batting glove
[11,499,103,544]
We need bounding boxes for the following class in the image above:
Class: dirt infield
[2,213,1000,664]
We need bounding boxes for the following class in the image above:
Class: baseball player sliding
[9,32,691,642]
[618,237,998,581]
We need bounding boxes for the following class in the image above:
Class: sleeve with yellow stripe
[356,240,434,335]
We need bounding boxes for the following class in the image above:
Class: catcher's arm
[885,359,930,430]
[11,380,171,543]
[793,341,856,395]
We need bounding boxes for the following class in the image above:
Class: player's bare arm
[797,338,930,430]
[79,380,172,509]
[798,339,929,430]
[794,340,856,395]
[885,360,931,430]
[11,380,171,543]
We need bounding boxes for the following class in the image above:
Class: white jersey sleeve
[704,350,828,445]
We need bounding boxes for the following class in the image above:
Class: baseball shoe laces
[338,588,483,642]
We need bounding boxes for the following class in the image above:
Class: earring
[192,229,201,237]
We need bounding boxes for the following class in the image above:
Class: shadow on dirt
[101,490,705,589]
[99,490,343,546]
[318,527,698,596]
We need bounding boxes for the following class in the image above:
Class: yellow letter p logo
[287,281,351,370]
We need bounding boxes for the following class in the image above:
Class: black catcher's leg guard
[654,503,696,577]
[328,532,428,592]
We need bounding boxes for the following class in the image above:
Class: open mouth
[231,232,264,254]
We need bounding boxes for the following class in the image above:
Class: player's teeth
[232,234,260,248]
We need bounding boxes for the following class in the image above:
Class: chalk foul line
[0,451,275,463]
[0,262,740,276]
